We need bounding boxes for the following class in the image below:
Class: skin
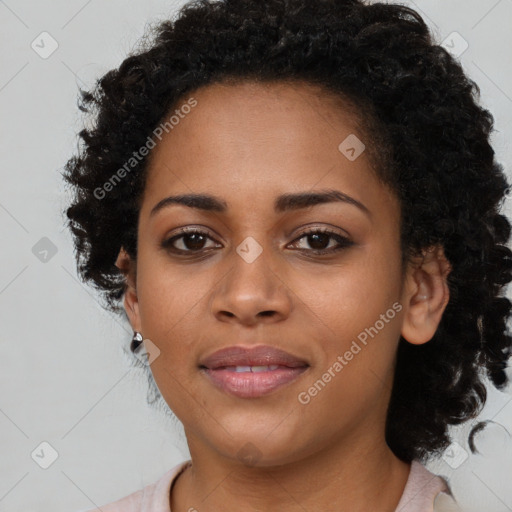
[115,80,451,511]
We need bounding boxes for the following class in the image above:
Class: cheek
[291,247,403,396]
[295,281,402,430]
[292,247,402,335]
[136,254,211,336]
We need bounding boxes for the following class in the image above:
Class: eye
[161,227,221,254]
[161,226,354,256]
[287,227,354,255]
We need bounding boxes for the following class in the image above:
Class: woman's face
[121,80,416,466]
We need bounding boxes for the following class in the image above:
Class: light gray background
[1,1,511,511]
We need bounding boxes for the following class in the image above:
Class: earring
[130,331,143,353]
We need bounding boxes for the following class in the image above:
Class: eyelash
[161,226,354,256]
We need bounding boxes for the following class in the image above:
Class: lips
[198,345,310,398]
[198,345,309,370]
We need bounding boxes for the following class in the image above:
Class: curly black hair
[61,0,512,464]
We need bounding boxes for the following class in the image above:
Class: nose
[210,245,293,326]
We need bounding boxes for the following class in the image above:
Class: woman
[63,0,512,510]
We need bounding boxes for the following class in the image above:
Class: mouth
[198,345,310,398]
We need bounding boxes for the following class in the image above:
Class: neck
[171,430,411,512]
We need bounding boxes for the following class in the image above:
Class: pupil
[185,233,205,250]
[309,233,329,249]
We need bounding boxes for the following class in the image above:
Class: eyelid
[164,223,351,243]
[290,222,351,239]
[164,225,223,242]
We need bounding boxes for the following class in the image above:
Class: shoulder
[434,491,464,512]
[395,460,464,512]
[79,460,191,512]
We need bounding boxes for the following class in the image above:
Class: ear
[115,247,141,332]
[400,245,452,345]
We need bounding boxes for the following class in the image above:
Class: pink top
[83,459,462,512]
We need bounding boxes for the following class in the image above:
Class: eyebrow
[149,188,371,218]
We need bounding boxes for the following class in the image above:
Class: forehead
[140,80,393,218]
